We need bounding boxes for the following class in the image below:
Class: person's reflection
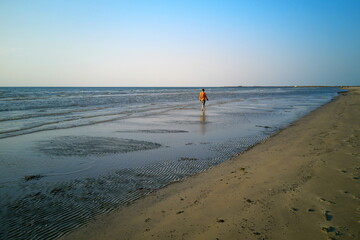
[200,111,206,135]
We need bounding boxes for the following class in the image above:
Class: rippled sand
[60,87,360,240]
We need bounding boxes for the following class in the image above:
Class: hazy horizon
[1,0,359,87]
[0,85,354,88]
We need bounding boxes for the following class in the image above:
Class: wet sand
[60,87,359,240]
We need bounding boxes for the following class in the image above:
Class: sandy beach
[60,87,359,240]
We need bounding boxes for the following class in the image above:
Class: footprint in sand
[323,210,333,221]
[244,198,255,204]
[319,198,336,205]
[239,167,248,175]
[291,207,299,212]
[323,229,344,239]
[321,226,335,233]
[341,190,360,200]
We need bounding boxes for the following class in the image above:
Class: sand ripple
[1,134,268,240]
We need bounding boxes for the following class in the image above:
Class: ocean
[0,86,341,239]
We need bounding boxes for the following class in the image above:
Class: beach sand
[60,87,359,240]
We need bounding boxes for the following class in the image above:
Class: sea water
[0,87,341,239]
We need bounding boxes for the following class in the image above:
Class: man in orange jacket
[199,89,209,111]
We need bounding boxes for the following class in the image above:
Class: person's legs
[201,100,206,111]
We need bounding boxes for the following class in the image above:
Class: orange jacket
[199,91,208,101]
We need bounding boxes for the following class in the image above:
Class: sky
[1,0,359,87]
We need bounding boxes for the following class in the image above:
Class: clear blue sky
[1,0,359,86]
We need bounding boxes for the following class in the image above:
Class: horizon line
[0,85,356,88]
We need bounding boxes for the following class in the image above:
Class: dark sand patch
[256,125,271,129]
[178,157,198,161]
[38,136,161,156]
[24,174,46,181]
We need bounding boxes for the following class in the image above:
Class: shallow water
[0,87,341,239]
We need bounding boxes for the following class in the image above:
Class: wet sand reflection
[200,111,206,135]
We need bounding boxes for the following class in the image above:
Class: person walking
[199,89,209,111]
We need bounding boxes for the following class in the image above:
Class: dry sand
[61,87,360,240]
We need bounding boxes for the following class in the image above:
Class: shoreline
[61,87,359,240]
